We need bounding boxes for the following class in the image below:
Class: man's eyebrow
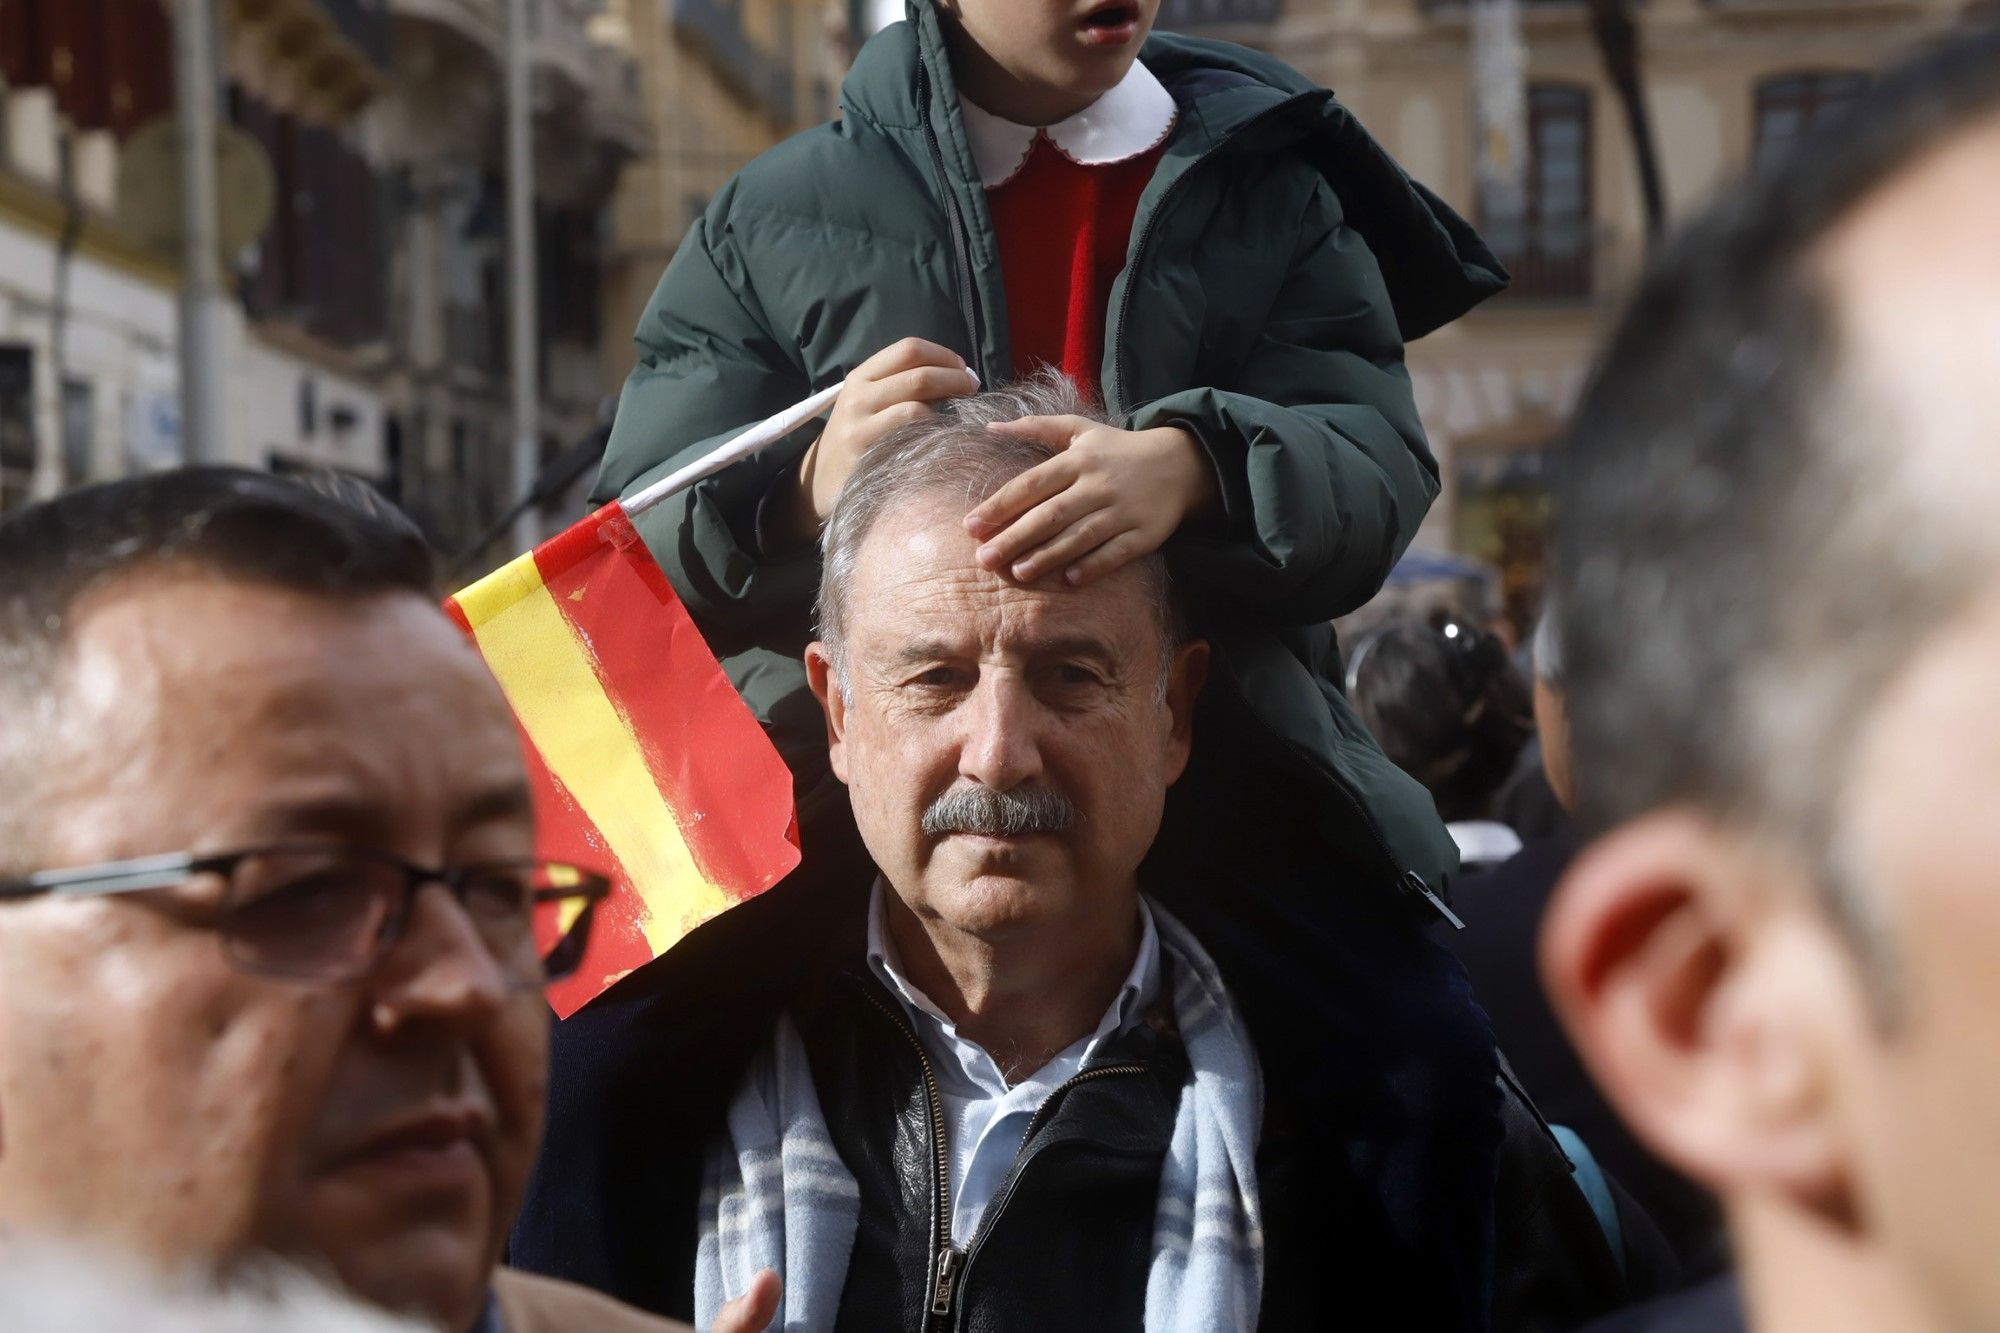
[454,782,537,829]
[889,639,971,666]
[886,635,1122,667]
[1027,635,1120,664]
[236,783,536,840]
[226,793,388,847]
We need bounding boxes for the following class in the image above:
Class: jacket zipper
[941,1059,1148,1329]
[859,979,1150,1330]
[1017,1061,1149,1145]
[914,53,983,378]
[855,984,961,1329]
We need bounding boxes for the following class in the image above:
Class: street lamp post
[173,0,229,463]
[506,0,541,551]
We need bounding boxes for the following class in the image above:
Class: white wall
[0,217,181,495]
[227,320,389,478]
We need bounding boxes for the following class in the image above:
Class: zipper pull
[1400,871,1467,930]
[930,1245,963,1319]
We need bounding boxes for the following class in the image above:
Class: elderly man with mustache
[517,375,1635,1331]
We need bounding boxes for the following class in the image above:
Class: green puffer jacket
[594,0,1504,908]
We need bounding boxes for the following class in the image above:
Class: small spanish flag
[446,501,800,1017]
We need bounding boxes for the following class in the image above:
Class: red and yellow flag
[446,502,799,1017]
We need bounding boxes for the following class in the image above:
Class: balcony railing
[671,0,796,123]
[1156,0,1282,25]
[1485,221,1601,304]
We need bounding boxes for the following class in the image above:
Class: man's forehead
[64,569,491,711]
[847,498,1157,651]
[42,570,524,851]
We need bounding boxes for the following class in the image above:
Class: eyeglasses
[0,845,611,986]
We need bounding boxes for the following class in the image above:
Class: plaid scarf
[695,899,1264,1331]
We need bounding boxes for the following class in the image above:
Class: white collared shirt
[958,59,1179,189]
[865,880,1163,1243]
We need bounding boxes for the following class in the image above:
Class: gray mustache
[921,784,1080,839]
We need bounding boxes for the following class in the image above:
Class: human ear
[1540,811,1852,1216]
[1159,639,1209,785]
[804,643,852,785]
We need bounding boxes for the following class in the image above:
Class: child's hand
[965,418,1218,585]
[779,338,977,543]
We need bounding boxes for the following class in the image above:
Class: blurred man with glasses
[0,470,775,1333]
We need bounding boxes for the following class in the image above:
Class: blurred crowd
[0,3,1996,1332]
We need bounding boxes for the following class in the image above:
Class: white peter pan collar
[960,60,1178,188]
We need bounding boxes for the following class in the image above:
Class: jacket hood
[840,1,1505,340]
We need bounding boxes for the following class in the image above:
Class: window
[1485,83,1594,301]
[0,347,36,515]
[1755,71,1867,169]
[61,378,93,486]
[230,87,388,349]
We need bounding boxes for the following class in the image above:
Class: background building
[369,0,643,560]
[597,0,839,397]
[3,0,1983,596]
[1160,0,1971,627]
[0,0,642,568]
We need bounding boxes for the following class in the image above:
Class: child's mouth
[1078,3,1140,45]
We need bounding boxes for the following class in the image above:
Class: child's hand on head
[783,338,978,542]
[966,417,1219,586]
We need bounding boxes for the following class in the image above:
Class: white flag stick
[623,380,846,519]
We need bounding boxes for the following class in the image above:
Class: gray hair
[815,370,1185,696]
[1552,30,2000,1006]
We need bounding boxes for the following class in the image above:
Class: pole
[1585,0,1667,242]
[506,0,541,550]
[173,0,228,463]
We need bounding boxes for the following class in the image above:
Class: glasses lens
[453,862,542,981]
[222,848,400,981]
[526,863,603,982]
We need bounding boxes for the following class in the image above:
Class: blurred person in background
[1539,26,2000,1333]
[1347,614,1535,872]
[1334,549,1516,650]
[0,471,776,1333]
[1449,596,1726,1283]
[1491,603,1572,840]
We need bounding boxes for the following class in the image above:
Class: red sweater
[986,134,1169,403]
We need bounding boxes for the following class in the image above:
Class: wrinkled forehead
[845,495,1160,661]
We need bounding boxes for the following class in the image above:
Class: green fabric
[594,0,1505,899]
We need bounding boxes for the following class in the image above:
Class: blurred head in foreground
[0,1244,423,1333]
[0,470,549,1331]
[1540,26,2000,1331]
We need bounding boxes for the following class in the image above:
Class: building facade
[0,0,642,565]
[372,0,644,560]
[1170,0,1971,624]
[597,0,840,399]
